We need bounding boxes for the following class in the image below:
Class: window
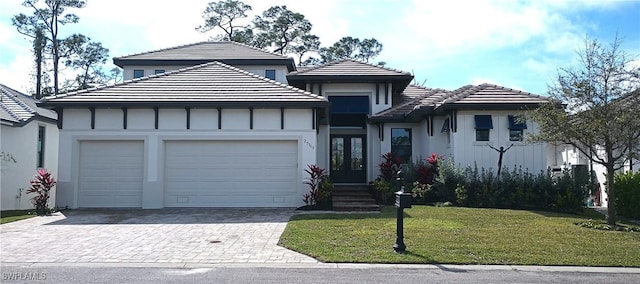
[265,69,276,80]
[474,115,493,141]
[508,115,527,141]
[154,69,165,75]
[391,128,412,163]
[37,126,45,168]
[133,69,144,78]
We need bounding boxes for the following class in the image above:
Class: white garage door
[79,141,144,207]
[164,140,298,207]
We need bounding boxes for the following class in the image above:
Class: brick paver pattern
[0,209,318,264]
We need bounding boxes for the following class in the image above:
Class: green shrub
[614,171,640,219]
[371,178,396,205]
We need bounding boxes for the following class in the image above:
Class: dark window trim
[249,107,254,129]
[185,107,191,129]
[391,128,412,163]
[89,107,95,129]
[474,115,494,129]
[508,115,527,130]
[217,107,222,129]
[154,107,159,129]
[375,83,380,104]
[122,107,128,129]
[384,82,389,104]
[265,69,276,80]
[280,107,285,129]
[154,69,165,75]
[133,69,144,78]
[56,108,63,129]
[36,125,45,168]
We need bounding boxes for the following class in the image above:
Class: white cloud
[0,54,33,94]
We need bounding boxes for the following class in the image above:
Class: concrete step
[331,185,379,212]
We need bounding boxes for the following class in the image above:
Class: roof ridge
[114,41,290,60]
[292,58,411,75]
[477,82,545,98]
[44,61,324,102]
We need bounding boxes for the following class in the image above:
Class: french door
[330,134,366,183]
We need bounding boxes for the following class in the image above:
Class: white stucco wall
[450,110,548,175]
[122,65,290,84]
[55,107,316,209]
[1,121,58,210]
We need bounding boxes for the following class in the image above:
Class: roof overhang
[38,100,330,109]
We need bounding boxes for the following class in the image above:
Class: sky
[1,0,639,96]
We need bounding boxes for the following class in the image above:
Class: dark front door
[331,134,366,183]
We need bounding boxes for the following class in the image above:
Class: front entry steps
[332,184,380,212]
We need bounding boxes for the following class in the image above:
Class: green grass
[1,210,36,224]
[279,206,640,266]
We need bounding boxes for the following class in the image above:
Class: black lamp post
[393,170,412,253]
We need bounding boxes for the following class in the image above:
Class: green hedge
[430,160,590,213]
[614,171,640,219]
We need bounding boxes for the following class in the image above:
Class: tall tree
[12,0,86,96]
[529,36,640,225]
[252,5,313,55]
[291,34,320,66]
[196,0,252,41]
[59,34,110,91]
[318,37,383,63]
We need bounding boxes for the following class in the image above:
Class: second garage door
[164,140,298,207]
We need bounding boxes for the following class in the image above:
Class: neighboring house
[1,84,58,210]
[41,41,553,209]
[552,90,640,207]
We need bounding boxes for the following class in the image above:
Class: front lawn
[279,206,640,266]
[0,210,35,224]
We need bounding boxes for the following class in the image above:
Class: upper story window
[265,69,276,80]
[133,69,144,78]
[391,128,412,163]
[474,115,493,141]
[508,115,527,141]
[37,125,45,168]
[154,69,165,75]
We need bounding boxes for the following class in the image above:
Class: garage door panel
[164,140,298,207]
[79,141,143,208]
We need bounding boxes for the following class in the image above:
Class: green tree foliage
[12,0,87,96]
[318,37,383,63]
[252,5,313,55]
[528,36,640,224]
[59,34,110,91]
[196,0,253,42]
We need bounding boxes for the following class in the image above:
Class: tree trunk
[34,29,44,99]
[606,163,617,225]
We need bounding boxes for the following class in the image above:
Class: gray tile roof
[288,59,412,77]
[1,84,57,126]
[115,41,291,61]
[370,83,551,122]
[42,62,328,107]
[440,83,549,106]
[372,85,449,121]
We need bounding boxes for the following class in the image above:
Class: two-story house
[42,41,552,209]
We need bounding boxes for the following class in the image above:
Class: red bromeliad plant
[27,169,56,215]
[303,164,332,206]
[416,153,441,185]
[379,152,402,182]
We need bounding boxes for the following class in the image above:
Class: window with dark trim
[265,69,276,80]
[474,115,493,141]
[154,69,165,75]
[508,115,527,141]
[133,69,144,78]
[391,128,412,163]
[37,125,45,168]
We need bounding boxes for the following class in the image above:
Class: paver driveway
[0,209,318,264]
